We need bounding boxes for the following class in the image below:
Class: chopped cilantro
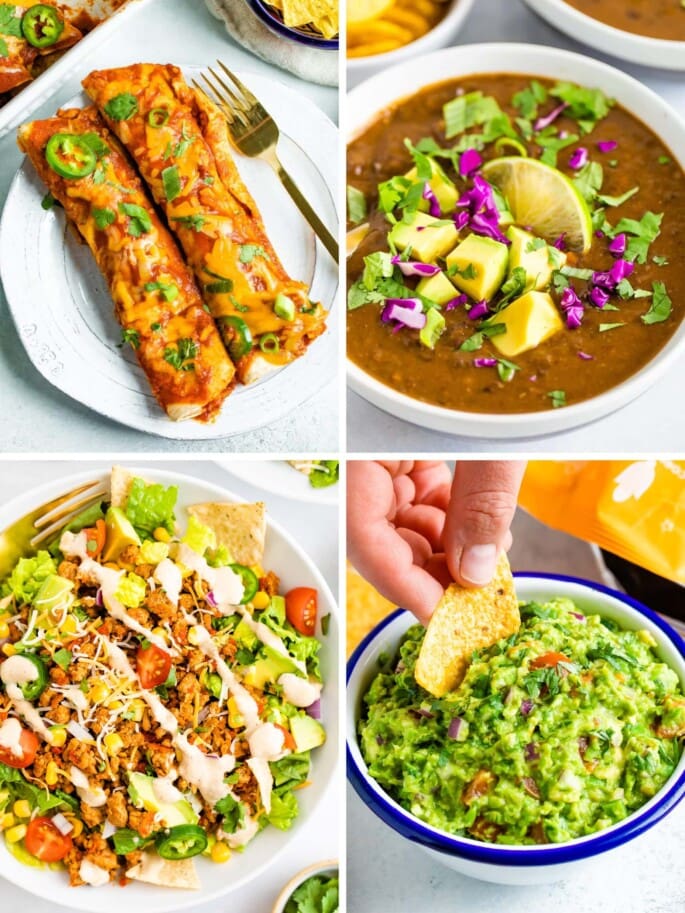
[41,192,57,211]
[611,211,662,263]
[652,255,669,266]
[641,281,672,325]
[547,389,566,408]
[443,91,505,139]
[572,161,603,202]
[459,323,506,352]
[163,338,198,371]
[239,243,268,264]
[0,5,23,37]
[171,214,206,232]
[496,358,519,383]
[549,82,613,131]
[118,202,151,238]
[162,165,182,202]
[596,186,639,207]
[599,322,625,332]
[118,328,140,350]
[92,206,116,230]
[104,93,139,122]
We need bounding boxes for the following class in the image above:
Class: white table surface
[348,509,685,912]
[0,0,339,453]
[347,0,685,454]
[0,459,340,913]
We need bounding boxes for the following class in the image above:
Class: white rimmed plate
[0,467,339,912]
[215,459,339,505]
[0,68,339,440]
[347,43,685,439]
[523,0,685,71]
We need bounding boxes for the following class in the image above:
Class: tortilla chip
[415,553,520,697]
[346,563,395,657]
[110,466,135,508]
[126,852,200,890]
[188,502,266,566]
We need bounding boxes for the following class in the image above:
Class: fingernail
[460,544,498,586]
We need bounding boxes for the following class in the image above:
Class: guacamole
[360,598,685,844]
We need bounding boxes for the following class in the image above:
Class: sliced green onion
[148,108,170,128]
[259,333,280,354]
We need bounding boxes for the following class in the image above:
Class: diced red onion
[417,707,434,719]
[205,590,217,609]
[578,736,589,756]
[520,699,534,716]
[445,294,468,311]
[608,233,627,257]
[474,357,497,368]
[578,351,593,361]
[469,300,490,320]
[376,735,385,746]
[568,147,589,170]
[448,716,465,740]
[522,777,541,799]
[306,699,322,720]
[422,182,442,218]
[553,233,567,251]
[533,101,568,132]
[529,374,538,382]
[381,301,427,330]
[198,705,211,723]
[571,611,586,621]
[525,741,539,760]
[459,148,483,177]
[95,588,104,608]
[52,813,74,836]
[597,140,618,153]
[66,720,92,741]
[391,255,440,278]
[589,286,609,309]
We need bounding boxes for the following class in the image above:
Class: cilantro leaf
[612,211,662,263]
[162,165,182,202]
[572,161,603,202]
[549,82,613,131]
[104,93,139,122]
[347,185,367,224]
[118,328,140,350]
[145,280,179,302]
[118,202,151,238]
[596,186,639,207]
[171,214,206,232]
[0,5,23,38]
[239,243,268,264]
[547,389,566,408]
[163,338,198,371]
[641,281,672,325]
[443,91,504,139]
[92,206,116,230]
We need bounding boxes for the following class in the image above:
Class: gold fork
[0,479,107,578]
[195,62,339,264]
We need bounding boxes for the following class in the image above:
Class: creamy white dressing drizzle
[154,558,182,608]
[223,814,259,849]
[79,859,111,886]
[174,732,235,806]
[0,655,52,741]
[278,673,322,708]
[104,639,179,734]
[0,717,24,757]
[69,765,107,808]
[248,722,285,761]
[191,626,260,731]
[246,756,273,814]
[151,772,184,805]
[176,543,244,608]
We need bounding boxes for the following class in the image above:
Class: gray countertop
[347,0,685,453]
[0,0,339,453]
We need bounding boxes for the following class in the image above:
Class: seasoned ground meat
[128,807,157,838]
[57,559,79,581]
[145,588,176,621]
[259,571,280,596]
[106,792,129,828]
[118,545,141,566]
[64,740,100,776]
[81,803,105,829]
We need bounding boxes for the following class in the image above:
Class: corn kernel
[126,699,145,722]
[5,824,27,844]
[89,682,109,704]
[104,733,124,755]
[188,625,203,646]
[0,621,10,639]
[0,813,15,830]
[2,643,16,657]
[12,800,31,819]
[252,564,265,577]
[45,761,60,787]
[61,615,78,635]
[64,814,83,838]
[107,700,124,711]
[153,527,171,543]
[227,696,244,729]
[151,626,167,641]
[252,591,270,610]
[49,727,67,748]
[211,841,231,864]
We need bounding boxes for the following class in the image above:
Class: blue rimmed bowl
[347,573,685,884]
[248,0,339,50]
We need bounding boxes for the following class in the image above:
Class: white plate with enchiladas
[0,64,338,440]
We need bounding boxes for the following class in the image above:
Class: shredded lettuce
[266,790,299,830]
[182,514,216,556]
[259,597,322,680]
[0,763,74,815]
[309,461,339,489]
[206,544,232,567]
[1,551,57,603]
[139,540,169,564]
[125,478,177,538]
[115,573,147,609]
[270,753,310,789]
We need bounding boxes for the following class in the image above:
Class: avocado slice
[128,773,198,827]
[290,715,326,753]
[102,506,141,563]
[416,271,458,305]
[242,646,299,689]
[389,212,459,264]
[506,226,567,292]
[35,574,74,614]
[445,234,509,302]
[234,618,259,651]
[405,159,459,215]
[491,290,563,358]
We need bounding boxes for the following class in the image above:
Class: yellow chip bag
[415,553,520,697]
[346,563,395,657]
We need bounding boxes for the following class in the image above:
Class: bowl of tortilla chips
[347,571,685,885]
[0,465,339,913]
[250,0,339,48]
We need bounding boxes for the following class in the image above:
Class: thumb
[443,461,526,587]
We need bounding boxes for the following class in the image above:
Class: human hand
[347,460,526,624]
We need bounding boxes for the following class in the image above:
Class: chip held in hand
[415,553,520,697]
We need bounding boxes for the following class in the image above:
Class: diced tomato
[83,518,106,560]
[275,723,296,752]
[0,726,39,769]
[136,643,172,689]
[25,816,73,862]
[285,587,317,636]
[530,651,571,670]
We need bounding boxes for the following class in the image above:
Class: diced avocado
[35,574,74,614]
[445,234,509,302]
[416,271,458,305]
[388,212,458,264]
[405,160,459,215]
[491,291,563,358]
[506,226,567,292]
[290,714,326,753]
[274,293,295,321]
[128,773,198,827]
[234,618,259,650]
[242,645,299,688]
[419,309,446,350]
[102,506,141,563]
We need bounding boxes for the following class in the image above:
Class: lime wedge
[481,157,593,254]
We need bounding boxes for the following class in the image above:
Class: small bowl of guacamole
[347,573,685,884]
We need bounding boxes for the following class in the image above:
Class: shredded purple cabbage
[391,255,441,278]
[468,300,490,320]
[589,286,609,309]
[445,294,469,311]
[552,233,567,251]
[459,148,483,177]
[422,182,442,218]
[560,286,584,328]
[597,140,618,153]
[474,357,497,368]
[381,299,427,330]
[578,351,593,361]
[533,101,568,132]
[608,233,627,257]
[568,147,589,170]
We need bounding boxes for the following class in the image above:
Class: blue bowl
[248,0,339,50]
[347,573,685,884]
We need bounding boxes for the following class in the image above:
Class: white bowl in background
[347,43,685,439]
[347,573,685,884]
[0,467,339,913]
[523,0,685,71]
[271,860,338,913]
[347,0,476,87]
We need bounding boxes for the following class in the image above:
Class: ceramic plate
[0,467,339,912]
[215,460,339,505]
[0,69,339,440]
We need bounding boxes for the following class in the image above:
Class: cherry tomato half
[530,651,571,670]
[0,724,39,769]
[136,643,172,689]
[285,587,317,637]
[25,816,73,862]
